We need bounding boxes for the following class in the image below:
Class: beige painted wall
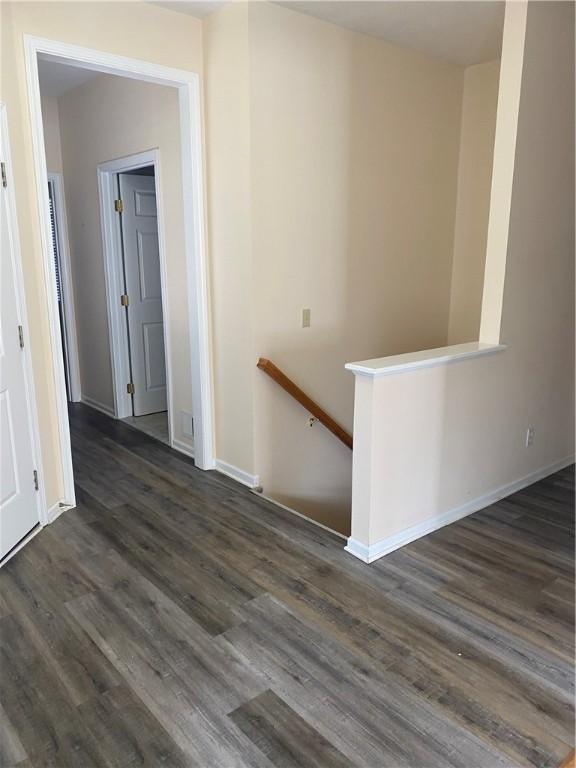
[52,74,194,448]
[204,3,257,476]
[1,2,203,507]
[448,60,500,343]
[350,0,574,548]
[40,94,63,174]
[4,0,503,531]
[206,2,466,533]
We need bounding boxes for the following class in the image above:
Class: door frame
[0,102,46,534]
[24,36,216,509]
[98,150,174,444]
[47,171,81,403]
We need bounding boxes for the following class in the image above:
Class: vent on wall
[181,411,194,439]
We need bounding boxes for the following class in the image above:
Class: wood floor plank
[388,581,574,697]
[77,685,193,768]
[0,403,572,768]
[222,594,517,768]
[229,690,356,768]
[1,559,121,706]
[84,509,261,636]
[66,588,274,768]
[66,548,268,712]
[0,613,110,767]
[543,576,576,608]
[436,576,574,663]
[0,701,28,767]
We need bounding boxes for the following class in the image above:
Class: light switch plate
[302,308,311,328]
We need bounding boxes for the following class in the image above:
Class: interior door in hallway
[0,139,40,559]
[119,173,167,416]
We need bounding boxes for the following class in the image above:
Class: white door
[119,174,167,416]
[0,112,40,560]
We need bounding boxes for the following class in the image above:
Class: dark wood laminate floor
[1,403,574,768]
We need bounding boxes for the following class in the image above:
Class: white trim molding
[345,455,575,563]
[24,35,216,510]
[178,83,215,471]
[346,342,506,378]
[215,460,260,489]
[24,42,76,508]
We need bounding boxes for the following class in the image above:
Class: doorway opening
[27,36,215,512]
[99,156,171,446]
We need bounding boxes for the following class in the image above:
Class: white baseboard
[81,395,116,418]
[171,438,195,460]
[346,454,575,564]
[215,459,260,489]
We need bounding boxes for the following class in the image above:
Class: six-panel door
[0,147,40,560]
[119,174,167,417]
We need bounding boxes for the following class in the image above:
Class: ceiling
[275,2,504,66]
[38,59,102,99]
[152,0,504,67]
[150,0,226,17]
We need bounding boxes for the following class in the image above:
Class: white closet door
[0,118,40,560]
[119,174,167,416]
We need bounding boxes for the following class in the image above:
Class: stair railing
[257,358,353,450]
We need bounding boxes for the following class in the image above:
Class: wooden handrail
[257,358,353,450]
[559,749,575,768]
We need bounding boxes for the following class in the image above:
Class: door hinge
[114,198,124,213]
[120,293,129,307]
[127,382,135,395]
[33,470,39,491]
[1,162,7,188]
[18,325,24,349]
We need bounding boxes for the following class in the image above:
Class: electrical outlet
[302,308,311,328]
[525,426,535,447]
